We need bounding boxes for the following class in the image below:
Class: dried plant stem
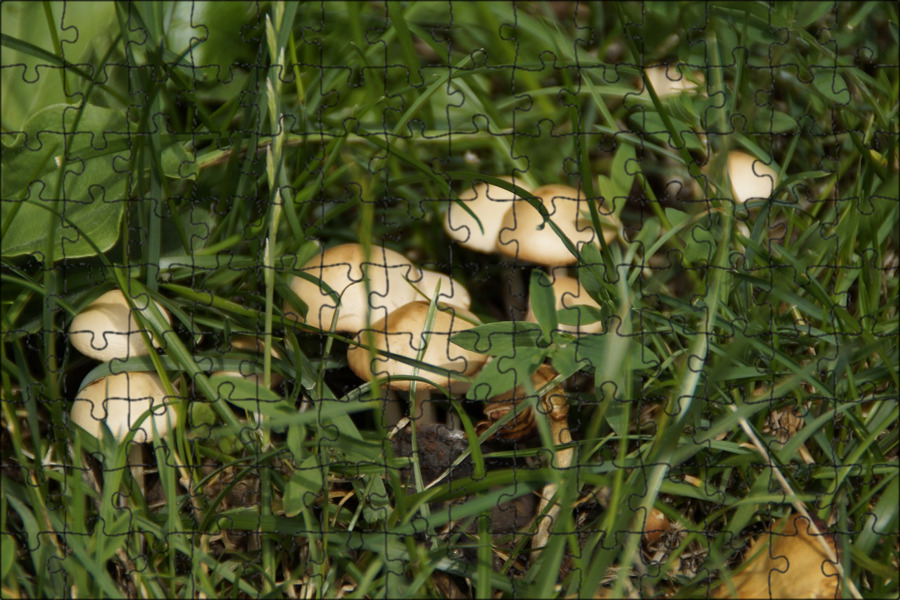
[531,409,574,558]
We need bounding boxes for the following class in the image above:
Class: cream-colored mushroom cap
[727,150,778,204]
[407,269,472,310]
[71,371,174,443]
[284,243,420,333]
[497,185,616,266]
[347,301,486,393]
[69,289,172,362]
[444,177,528,253]
[211,336,284,387]
[525,274,603,335]
[642,65,705,98]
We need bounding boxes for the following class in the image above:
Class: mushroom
[476,364,573,556]
[347,301,487,425]
[444,176,529,254]
[726,150,779,204]
[69,289,173,362]
[283,243,420,333]
[524,273,603,335]
[71,371,176,492]
[211,335,283,388]
[642,507,672,546]
[408,269,472,310]
[71,371,175,443]
[640,64,706,98]
[714,513,840,599]
[722,150,780,242]
[496,184,619,267]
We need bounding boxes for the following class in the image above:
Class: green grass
[2,1,898,598]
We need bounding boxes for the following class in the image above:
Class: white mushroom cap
[69,289,173,362]
[211,335,284,387]
[525,273,603,335]
[496,184,618,266]
[444,176,529,253]
[284,243,420,333]
[71,371,175,443]
[727,151,779,204]
[347,301,486,393]
[641,65,706,98]
[407,269,472,310]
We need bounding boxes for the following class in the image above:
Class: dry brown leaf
[714,514,840,599]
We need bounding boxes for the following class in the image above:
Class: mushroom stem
[411,387,437,426]
[474,364,575,559]
[531,402,574,558]
[127,443,146,497]
[382,389,404,429]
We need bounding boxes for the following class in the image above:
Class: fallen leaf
[715,513,840,599]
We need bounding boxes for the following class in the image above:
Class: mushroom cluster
[284,243,486,424]
[68,288,179,494]
[445,178,612,334]
[285,242,589,558]
[444,179,619,268]
[68,289,176,446]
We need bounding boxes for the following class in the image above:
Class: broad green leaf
[557,305,604,327]
[633,216,661,247]
[605,397,630,438]
[664,207,689,229]
[813,67,850,104]
[597,174,615,199]
[768,111,800,134]
[0,533,14,580]
[283,455,325,517]
[529,269,557,339]
[0,3,116,131]
[548,339,590,378]
[794,1,835,27]
[208,375,292,431]
[577,244,613,306]
[187,402,216,430]
[451,321,543,355]
[1,103,196,260]
[684,222,717,265]
[610,141,636,200]
[465,346,546,401]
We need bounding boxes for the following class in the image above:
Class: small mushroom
[640,64,705,98]
[284,243,419,333]
[69,289,173,362]
[71,371,175,443]
[714,513,840,599]
[444,176,529,254]
[496,184,619,267]
[524,273,603,335]
[476,364,573,556]
[727,150,779,204]
[71,371,176,493]
[408,269,472,311]
[347,301,487,425]
[642,507,672,546]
